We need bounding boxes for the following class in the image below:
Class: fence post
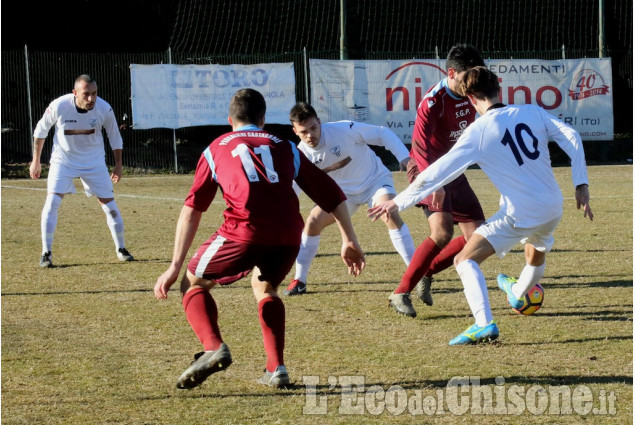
[168,47,178,173]
[562,44,566,60]
[598,0,605,57]
[25,45,34,146]
[303,47,309,102]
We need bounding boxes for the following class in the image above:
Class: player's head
[446,43,485,72]
[460,66,500,101]
[73,74,98,110]
[445,43,485,97]
[289,102,322,148]
[229,88,266,128]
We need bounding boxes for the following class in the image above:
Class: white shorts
[47,161,114,198]
[475,210,562,258]
[344,173,396,215]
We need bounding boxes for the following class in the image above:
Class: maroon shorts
[420,174,485,224]
[187,232,300,287]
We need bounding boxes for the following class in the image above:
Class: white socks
[512,262,546,299]
[41,194,62,253]
[101,200,125,250]
[455,259,493,327]
[388,223,415,265]
[294,233,320,283]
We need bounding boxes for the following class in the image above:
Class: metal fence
[2,47,632,174]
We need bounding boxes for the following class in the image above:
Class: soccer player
[283,102,415,296]
[30,74,134,267]
[154,89,365,389]
[368,66,593,344]
[389,43,487,317]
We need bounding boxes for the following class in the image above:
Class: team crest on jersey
[330,146,341,157]
[427,99,436,108]
[89,119,98,128]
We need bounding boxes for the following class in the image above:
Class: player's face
[447,68,470,97]
[73,81,98,110]
[292,117,321,148]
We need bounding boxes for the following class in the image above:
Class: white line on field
[1,185,185,202]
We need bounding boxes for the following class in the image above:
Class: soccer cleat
[39,251,53,268]
[388,291,417,317]
[117,248,134,261]
[450,320,498,345]
[449,321,499,345]
[257,365,290,388]
[283,279,306,296]
[497,274,524,309]
[415,275,434,306]
[176,343,233,389]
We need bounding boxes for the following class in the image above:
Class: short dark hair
[461,66,500,99]
[446,43,485,72]
[75,74,97,85]
[289,102,318,124]
[229,89,266,125]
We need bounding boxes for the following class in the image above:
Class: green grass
[1,165,632,424]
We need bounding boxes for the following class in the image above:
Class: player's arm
[103,107,124,182]
[30,137,46,179]
[154,206,203,299]
[541,108,593,221]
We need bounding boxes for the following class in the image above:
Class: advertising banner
[130,63,296,129]
[310,58,613,142]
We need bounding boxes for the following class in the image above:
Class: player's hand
[399,157,414,172]
[341,240,365,276]
[111,163,123,183]
[575,184,594,221]
[29,161,41,179]
[431,187,445,209]
[367,200,398,221]
[154,264,180,299]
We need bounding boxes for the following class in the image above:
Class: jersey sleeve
[184,153,219,212]
[102,104,123,150]
[539,108,589,187]
[394,129,478,210]
[33,102,58,139]
[294,153,346,213]
[351,121,410,163]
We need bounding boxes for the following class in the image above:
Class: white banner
[310,58,613,142]
[130,63,296,129]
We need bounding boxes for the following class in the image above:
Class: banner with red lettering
[310,58,613,142]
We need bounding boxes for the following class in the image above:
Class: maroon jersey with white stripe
[410,78,477,171]
[185,126,346,246]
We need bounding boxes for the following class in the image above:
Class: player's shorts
[475,210,562,258]
[419,174,485,223]
[344,172,396,215]
[47,161,114,198]
[187,232,300,286]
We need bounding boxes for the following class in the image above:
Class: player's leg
[176,234,251,389]
[253,245,298,387]
[40,162,76,267]
[450,234,499,345]
[373,192,415,265]
[176,270,231,389]
[285,205,336,295]
[81,164,133,261]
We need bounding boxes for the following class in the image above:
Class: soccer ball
[512,283,544,315]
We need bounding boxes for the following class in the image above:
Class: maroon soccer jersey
[410,78,477,171]
[185,126,346,246]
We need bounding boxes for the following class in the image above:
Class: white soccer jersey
[297,121,410,196]
[394,104,589,227]
[34,93,123,169]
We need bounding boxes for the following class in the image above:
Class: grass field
[1,164,632,424]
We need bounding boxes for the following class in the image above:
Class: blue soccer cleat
[497,274,524,309]
[449,321,499,345]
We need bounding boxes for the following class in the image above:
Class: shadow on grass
[143,374,633,400]
[511,335,632,345]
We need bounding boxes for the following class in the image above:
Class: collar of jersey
[235,124,261,131]
[441,78,464,101]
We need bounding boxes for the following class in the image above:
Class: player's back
[208,129,305,245]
